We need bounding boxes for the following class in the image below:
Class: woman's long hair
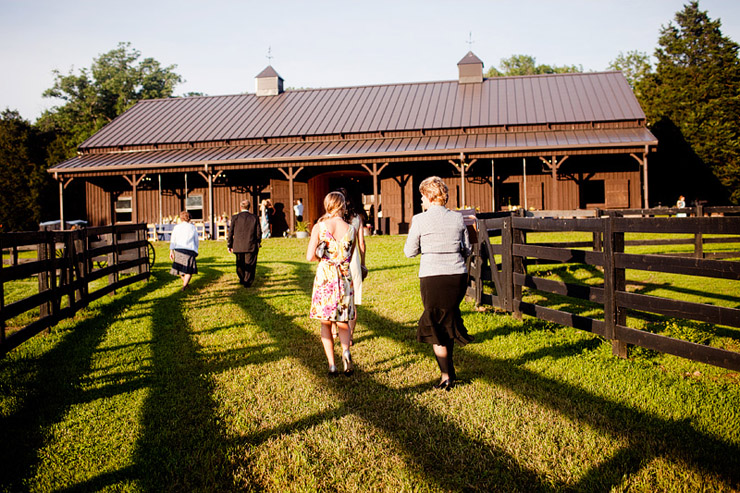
[319,191,346,222]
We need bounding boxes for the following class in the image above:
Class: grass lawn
[1,236,739,492]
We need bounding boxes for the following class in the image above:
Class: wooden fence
[0,223,151,357]
[469,211,740,371]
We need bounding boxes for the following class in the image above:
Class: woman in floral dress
[306,192,356,376]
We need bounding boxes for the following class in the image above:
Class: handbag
[315,241,326,259]
[361,264,368,280]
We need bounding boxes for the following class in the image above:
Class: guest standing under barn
[404,176,473,390]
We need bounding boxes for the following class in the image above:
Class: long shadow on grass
[231,262,553,491]
[358,293,740,489]
[0,269,168,492]
[127,260,239,492]
[284,260,738,489]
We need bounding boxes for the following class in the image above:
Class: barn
[48,51,657,235]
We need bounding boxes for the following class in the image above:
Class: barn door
[605,179,629,208]
[526,182,544,210]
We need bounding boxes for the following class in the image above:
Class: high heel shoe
[433,379,454,391]
[327,364,338,377]
[342,349,354,376]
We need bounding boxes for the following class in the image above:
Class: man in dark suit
[228,200,262,287]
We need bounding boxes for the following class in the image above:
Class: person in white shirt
[294,198,304,223]
[169,211,199,290]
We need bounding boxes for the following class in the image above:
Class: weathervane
[266,46,273,64]
[466,32,474,49]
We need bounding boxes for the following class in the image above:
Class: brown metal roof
[55,127,657,173]
[78,71,645,149]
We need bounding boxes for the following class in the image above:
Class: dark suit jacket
[228,211,262,253]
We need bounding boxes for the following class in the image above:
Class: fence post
[694,204,704,259]
[603,216,628,358]
[501,215,513,313]
[38,232,51,319]
[108,226,119,295]
[510,212,526,320]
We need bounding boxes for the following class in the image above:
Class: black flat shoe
[327,365,338,377]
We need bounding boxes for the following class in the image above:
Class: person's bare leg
[181,274,192,289]
[432,344,452,384]
[337,322,353,375]
[320,322,336,370]
[348,318,356,346]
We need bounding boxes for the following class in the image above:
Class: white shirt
[169,221,199,253]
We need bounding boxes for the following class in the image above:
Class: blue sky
[2,0,739,121]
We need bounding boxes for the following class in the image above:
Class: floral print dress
[310,222,356,322]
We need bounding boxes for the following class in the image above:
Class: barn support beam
[199,166,223,238]
[540,155,569,210]
[448,153,477,208]
[361,162,389,233]
[123,174,146,223]
[491,159,496,212]
[630,149,650,208]
[54,174,74,229]
[278,166,304,233]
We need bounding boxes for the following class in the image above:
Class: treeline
[1,2,739,231]
[0,43,183,231]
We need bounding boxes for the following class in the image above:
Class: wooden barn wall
[78,155,643,229]
[270,179,309,225]
[496,169,641,210]
[307,177,329,226]
[444,177,494,212]
[85,181,259,226]
[380,174,414,234]
[85,182,111,226]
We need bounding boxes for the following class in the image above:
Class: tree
[38,42,183,160]
[0,110,52,231]
[639,1,740,204]
[608,50,653,93]
[486,55,582,77]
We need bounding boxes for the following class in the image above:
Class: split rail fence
[0,223,151,357]
[468,209,740,371]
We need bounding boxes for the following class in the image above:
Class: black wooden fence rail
[469,213,740,371]
[0,223,150,357]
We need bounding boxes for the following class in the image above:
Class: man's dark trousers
[228,210,262,287]
[235,252,258,287]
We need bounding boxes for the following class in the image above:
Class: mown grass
[1,236,739,492]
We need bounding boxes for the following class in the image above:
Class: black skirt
[170,249,198,275]
[417,273,473,346]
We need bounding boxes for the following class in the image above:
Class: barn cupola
[457,51,484,84]
[255,65,284,96]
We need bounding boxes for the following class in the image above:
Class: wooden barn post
[362,162,389,233]
[278,166,304,233]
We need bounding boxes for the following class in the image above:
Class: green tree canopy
[0,110,52,230]
[608,50,653,93]
[639,1,740,203]
[485,54,582,77]
[38,42,183,161]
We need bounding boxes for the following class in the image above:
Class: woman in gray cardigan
[404,176,473,391]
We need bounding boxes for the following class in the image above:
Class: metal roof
[79,71,645,149]
[55,127,657,173]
